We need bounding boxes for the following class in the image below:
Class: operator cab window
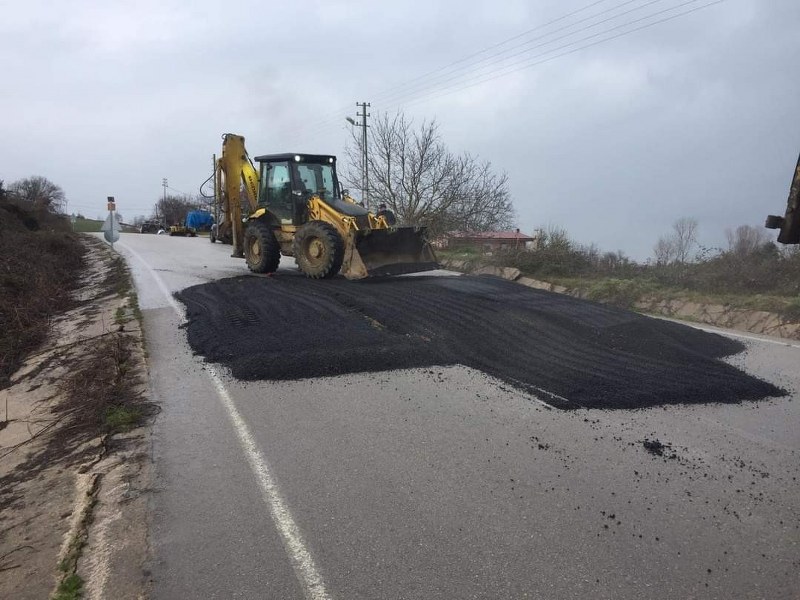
[294,163,337,202]
[263,162,293,224]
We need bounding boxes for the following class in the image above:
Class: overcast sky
[2,0,798,259]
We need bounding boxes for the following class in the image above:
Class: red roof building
[440,229,539,252]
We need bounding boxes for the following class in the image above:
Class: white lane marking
[120,244,331,600]
[694,327,800,349]
[116,242,184,316]
[509,380,558,409]
[654,316,800,349]
[206,366,330,600]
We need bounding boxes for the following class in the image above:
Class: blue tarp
[186,210,214,230]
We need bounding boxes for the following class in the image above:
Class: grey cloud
[1,0,797,258]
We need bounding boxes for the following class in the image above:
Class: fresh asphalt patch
[176,273,784,410]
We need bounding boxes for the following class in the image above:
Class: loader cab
[255,153,370,225]
[255,153,337,225]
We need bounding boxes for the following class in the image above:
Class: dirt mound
[176,273,784,410]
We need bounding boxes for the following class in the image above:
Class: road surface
[111,233,799,599]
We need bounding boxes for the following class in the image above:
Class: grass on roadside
[103,255,132,298]
[548,276,800,318]
[104,405,143,432]
[52,574,83,600]
[70,218,103,233]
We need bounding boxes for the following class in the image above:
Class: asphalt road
[111,233,800,600]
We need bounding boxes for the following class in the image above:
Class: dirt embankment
[0,199,85,387]
[0,211,153,600]
[441,259,800,341]
[177,272,782,410]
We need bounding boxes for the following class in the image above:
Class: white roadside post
[101,196,120,248]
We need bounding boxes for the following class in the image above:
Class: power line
[383,0,726,114]
[366,0,618,104]
[270,0,640,142]
[166,186,187,196]
[287,0,725,146]
[286,1,679,145]
[369,0,656,107]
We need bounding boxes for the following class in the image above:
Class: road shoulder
[0,236,153,600]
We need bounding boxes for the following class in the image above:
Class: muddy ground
[177,272,783,410]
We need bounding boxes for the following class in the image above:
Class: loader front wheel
[244,221,281,274]
[293,221,344,279]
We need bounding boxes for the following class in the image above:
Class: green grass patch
[71,218,103,233]
[584,278,657,309]
[127,291,143,324]
[102,255,131,297]
[437,247,482,260]
[52,573,83,600]
[104,405,143,432]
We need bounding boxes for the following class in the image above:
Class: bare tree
[725,224,770,257]
[153,194,202,226]
[8,176,66,212]
[653,235,676,265]
[672,217,698,263]
[653,218,698,264]
[343,111,515,235]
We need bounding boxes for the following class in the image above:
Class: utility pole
[356,102,370,210]
[161,177,167,225]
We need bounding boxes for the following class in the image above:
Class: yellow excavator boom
[215,133,259,256]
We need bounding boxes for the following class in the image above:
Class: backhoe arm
[766,152,800,244]
[217,133,260,256]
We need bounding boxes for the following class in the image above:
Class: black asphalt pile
[176,273,784,410]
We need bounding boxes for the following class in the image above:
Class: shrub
[585,279,653,309]
[0,195,85,387]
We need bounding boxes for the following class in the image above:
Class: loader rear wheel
[293,221,344,279]
[244,221,281,274]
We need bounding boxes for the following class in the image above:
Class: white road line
[693,327,800,349]
[509,380,558,409]
[206,366,331,600]
[120,243,332,600]
[654,315,800,349]
[116,242,184,316]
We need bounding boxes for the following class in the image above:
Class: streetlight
[346,111,369,209]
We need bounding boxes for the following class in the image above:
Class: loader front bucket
[341,227,439,280]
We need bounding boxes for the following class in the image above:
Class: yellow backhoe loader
[211,133,438,279]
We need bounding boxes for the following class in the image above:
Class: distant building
[440,229,540,252]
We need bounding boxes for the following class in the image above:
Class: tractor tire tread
[244,221,281,273]
[293,221,345,279]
